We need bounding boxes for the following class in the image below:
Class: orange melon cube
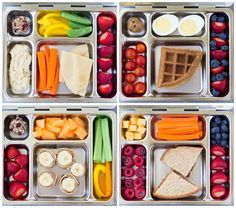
[34,126,42,131]
[41,129,56,140]
[59,123,71,139]
[46,123,61,134]
[33,130,42,138]
[68,118,78,131]
[74,126,87,140]
[36,119,45,128]
[72,116,86,128]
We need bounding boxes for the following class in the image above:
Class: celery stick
[93,118,102,162]
[101,141,105,163]
[101,118,112,162]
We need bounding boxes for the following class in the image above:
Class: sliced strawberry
[211,171,228,184]
[15,154,28,168]
[211,22,227,33]
[98,71,112,84]
[211,50,228,60]
[98,31,114,45]
[98,58,113,71]
[213,37,227,47]
[210,79,228,93]
[98,83,113,96]
[211,184,226,198]
[6,161,20,176]
[98,46,114,58]
[211,145,226,156]
[9,181,27,199]
[98,15,115,32]
[7,146,20,160]
[211,156,228,170]
[211,65,225,74]
[13,168,28,182]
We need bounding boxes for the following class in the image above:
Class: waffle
[157,47,203,88]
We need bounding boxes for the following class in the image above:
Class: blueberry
[215,133,221,141]
[210,59,220,68]
[211,32,217,38]
[221,133,228,140]
[222,71,229,78]
[211,122,218,128]
[211,126,220,134]
[221,140,228,148]
[211,89,220,96]
[216,73,224,81]
[219,32,227,40]
[221,125,228,133]
[221,45,229,51]
[211,139,217,145]
[222,119,228,125]
[211,14,218,22]
[211,133,215,139]
[210,40,217,48]
[221,59,229,66]
[214,116,222,124]
[211,75,217,82]
[217,16,226,22]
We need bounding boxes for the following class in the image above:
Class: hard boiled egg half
[152,14,179,36]
[178,15,204,36]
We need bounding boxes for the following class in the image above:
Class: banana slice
[56,149,74,168]
[71,163,85,177]
[38,171,56,188]
[37,150,56,168]
[59,174,79,194]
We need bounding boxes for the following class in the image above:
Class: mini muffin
[37,149,56,168]
[56,149,74,168]
[38,171,57,188]
[59,174,79,194]
[70,163,86,177]
[127,17,144,33]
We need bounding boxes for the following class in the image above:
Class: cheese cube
[122,120,130,129]
[137,118,146,126]
[129,124,137,132]
[125,131,134,140]
[134,132,142,140]
[137,125,146,135]
[130,116,138,125]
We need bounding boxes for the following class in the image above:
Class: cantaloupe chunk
[52,119,65,128]
[66,131,75,139]
[74,126,87,140]
[34,126,42,131]
[72,116,86,128]
[36,119,45,128]
[59,123,71,139]
[68,118,78,131]
[42,129,56,140]
[46,123,61,134]
[33,130,42,138]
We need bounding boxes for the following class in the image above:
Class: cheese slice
[60,51,93,96]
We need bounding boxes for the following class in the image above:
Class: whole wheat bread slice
[153,171,200,199]
[161,146,202,177]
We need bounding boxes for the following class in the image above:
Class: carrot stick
[160,115,198,118]
[157,121,197,130]
[48,48,58,90]
[37,51,47,91]
[50,55,59,95]
[157,132,201,141]
[160,116,198,123]
[158,125,199,135]
[44,46,50,89]
[105,162,112,197]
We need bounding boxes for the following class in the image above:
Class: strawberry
[15,154,28,168]
[98,31,114,45]
[98,46,114,58]
[211,184,226,198]
[213,37,227,47]
[98,83,113,96]
[211,156,228,170]
[211,22,227,33]
[6,161,20,176]
[98,71,112,84]
[211,171,228,184]
[98,15,115,32]
[211,50,228,60]
[210,79,228,93]
[98,58,113,71]
[13,168,28,182]
[211,66,225,74]
[211,145,226,156]
[9,181,27,199]
[7,146,20,160]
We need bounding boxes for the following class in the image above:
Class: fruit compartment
[7,10,33,37]
[122,41,147,97]
[209,13,230,97]
[151,12,206,37]
[33,144,88,199]
[4,114,30,140]
[150,114,207,141]
[210,115,230,200]
[121,144,147,201]
[151,41,206,95]
[150,144,207,200]
[4,145,29,200]
[97,12,117,98]
[122,12,147,38]
[36,40,94,98]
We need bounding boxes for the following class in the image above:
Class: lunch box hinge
[198,107,217,113]
[16,107,36,114]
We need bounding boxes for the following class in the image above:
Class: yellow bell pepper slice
[44,24,70,37]
[37,12,60,25]
[93,164,107,198]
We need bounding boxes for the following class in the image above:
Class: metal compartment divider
[119,105,233,205]
[2,106,116,206]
